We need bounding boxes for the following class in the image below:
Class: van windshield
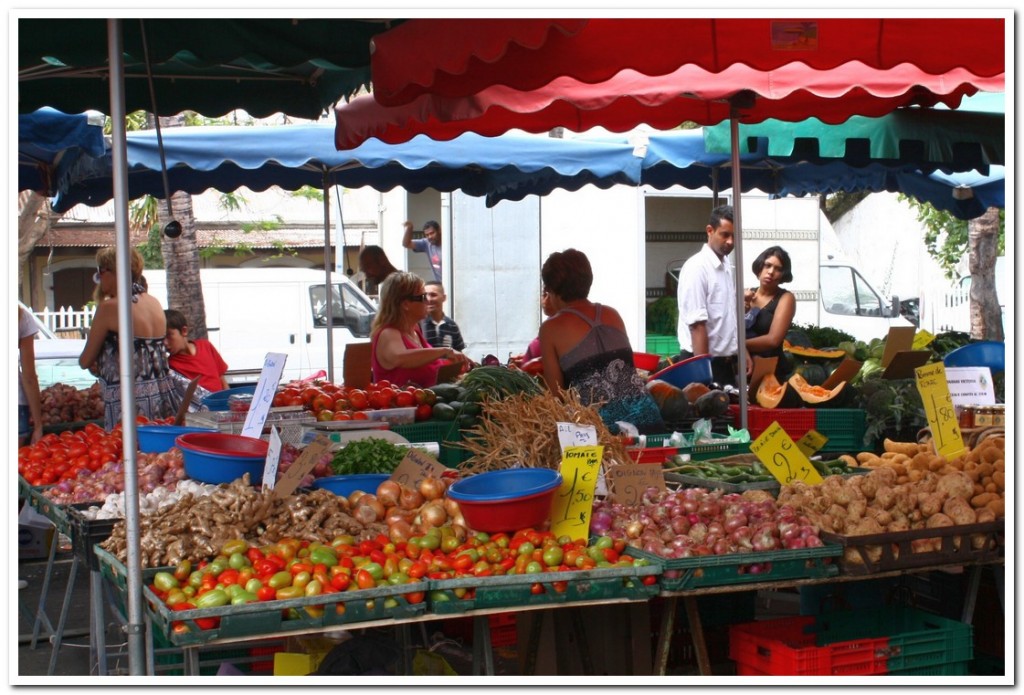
[309,284,376,337]
[820,265,886,317]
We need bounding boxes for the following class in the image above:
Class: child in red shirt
[164,309,229,392]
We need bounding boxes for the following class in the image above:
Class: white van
[144,268,377,385]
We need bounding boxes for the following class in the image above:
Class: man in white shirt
[676,204,744,387]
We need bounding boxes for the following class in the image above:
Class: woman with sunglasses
[370,272,467,388]
[79,247,181,430]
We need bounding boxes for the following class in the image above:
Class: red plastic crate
[249,645,286,673]
[442,612,518,648]
[729,616,889,676]
[730,405,816,441]
[628,446,679,464]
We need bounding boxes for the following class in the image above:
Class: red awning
[368,18,1006,107]
[336,60,1003,149]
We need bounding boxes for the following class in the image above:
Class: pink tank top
[370,325,444,388]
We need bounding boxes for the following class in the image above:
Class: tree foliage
[899,194,1005,280]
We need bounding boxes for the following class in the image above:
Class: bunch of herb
[329,438,410,476]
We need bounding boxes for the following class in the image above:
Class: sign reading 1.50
[749,422,824,486]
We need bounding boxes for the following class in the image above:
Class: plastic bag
[725,425,751,443]
[413,649,458,676]
[691,417,716,444]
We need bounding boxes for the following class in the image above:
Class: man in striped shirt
[419,281,466,352]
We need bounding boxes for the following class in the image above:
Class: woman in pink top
[370,272,467,388]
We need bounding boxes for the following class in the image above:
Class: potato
[926,512,955,528]
[971,492,999,509]
[942,497,977,525]
[975,508,996,524]
[883,438,919,456]
[856,452,880,465]
[992,470,1005,490]
[985,498,1005,518]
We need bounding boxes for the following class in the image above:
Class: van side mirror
[890,295,900,318]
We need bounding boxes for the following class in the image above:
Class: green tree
[900,195,1005,281]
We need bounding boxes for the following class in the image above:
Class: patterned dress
[96,333,182,430]
[556,305,664,435]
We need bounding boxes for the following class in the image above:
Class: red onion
[670,516,691,535]
[590,510,613,535]
[688,522,708,544]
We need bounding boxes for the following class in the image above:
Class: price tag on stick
[551,445,603,542]
[915,362,967,460]
[262,426,283,490]
[750,422,824,486]
[273,434,331,499]
[241,352,288,439]
[556,422,607,497]
[795,430,828,458]
[391,447,448,489]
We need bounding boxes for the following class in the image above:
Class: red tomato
[331,411,352,421]
[414,404,432,421]
[272,392,289,407]
[347,390,369,410]
[354,569,376,590]
[311,394,334,413]
[352,411,369,420]
[395,391,416,408]
[367,390,390,410]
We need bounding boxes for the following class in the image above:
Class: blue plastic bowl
[647,354,714,387]
[942,340,1005,373]
[201,384,258,412]
[446,467,562,502]
[175,432,268,485]
[137,424,217,454]
[312,474,390,498]
[446,468,562,533]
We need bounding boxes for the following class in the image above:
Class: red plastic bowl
[175,432,269,485]
[633,351,662,371]
[174,432,268,457]
[446,468,562,533]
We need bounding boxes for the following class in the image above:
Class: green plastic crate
[815,409,867,453]
[427,564,660,613]
[643,432,751,462]
[626,544,840,591]
[645,333,680,358]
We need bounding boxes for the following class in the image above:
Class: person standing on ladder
[403,219,443,283]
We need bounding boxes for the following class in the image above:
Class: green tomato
[362,562,385,581]
[517,542,535,556]
[524,561,544,574]
[441,536,460,553]
[594,536,614,550]
[228,552,248,570]
[542,546,564,567]
[419,534,441,551]
[244,578,263,594]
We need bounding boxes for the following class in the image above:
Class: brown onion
[443,497,461,517]
[348,490,366,507]
[418,476,445,501]
[385,508,414,526]
[353,494,385,523]
[399,486,424,511]
[376,480,401,508]
[450,522,469,542]
[419,502,448,529]
[388,520,413,544]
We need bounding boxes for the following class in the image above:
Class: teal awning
[704,93,1004,174]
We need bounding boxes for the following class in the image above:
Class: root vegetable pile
[100,474,385,567]
[456,390,630,473]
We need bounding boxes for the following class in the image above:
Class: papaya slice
[788,373,849,408]
[783,340,848,361]
[755,373,803,409]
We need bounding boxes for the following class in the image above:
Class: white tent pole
[730,113,749,431]
[323,169,335,382]
[107,18,147,674]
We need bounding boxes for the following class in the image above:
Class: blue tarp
[35,117,1003,220]
[18,107,107,196]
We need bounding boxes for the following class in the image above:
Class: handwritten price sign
[915,362,966,460]
[795,430,828,458]
[607,464,666,505]
[551,445,603,542]
[750,422,824,486]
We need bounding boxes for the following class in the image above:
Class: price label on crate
[915,362,966,460]
[273,434,331,499]
[551,445,603,542]
[750,422,824,486]
[607,464,666,505]
[795,430,828,458]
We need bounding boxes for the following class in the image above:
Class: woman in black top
[744,246,797,381]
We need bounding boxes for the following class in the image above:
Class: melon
[794,362,830,387]
[787,373,849,408]
[755,373,804,409]
[783,340,848,361]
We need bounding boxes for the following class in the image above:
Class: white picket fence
[921,286,970,334]
[35,306,96,338]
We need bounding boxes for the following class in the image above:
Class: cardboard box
[18,504,55,559]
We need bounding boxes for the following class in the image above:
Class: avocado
[432,402,457,421]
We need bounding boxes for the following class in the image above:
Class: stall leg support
[89,569,108,675]
[654,597,677,675]
[46,555,80,676]
[30,531,62,648]
[682,596,712,676]
[472,615,494,676]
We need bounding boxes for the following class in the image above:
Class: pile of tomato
[18,422,123,486]
[271,379,435,423]
[149,528,656,632]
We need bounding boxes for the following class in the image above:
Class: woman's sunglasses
[405,293,428,302]
[92,267,111,284]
